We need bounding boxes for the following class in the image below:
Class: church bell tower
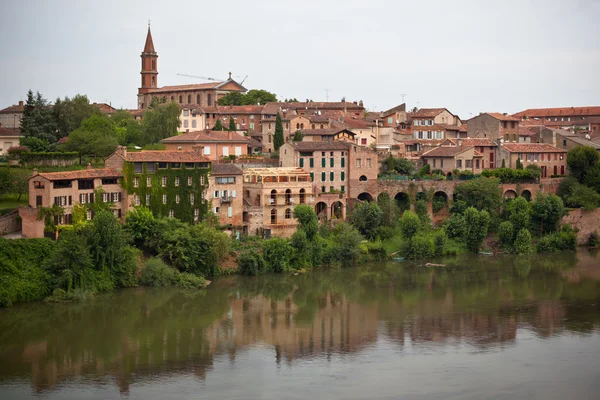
[138,23,158,109]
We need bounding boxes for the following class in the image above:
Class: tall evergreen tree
[20,90,58,143]
[228,117,236,131]
[274,112,284,151]
[213,119,224,131]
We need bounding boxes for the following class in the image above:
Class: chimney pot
[87,163,92,170]
[18,100,23,106]
[32,168,38,176]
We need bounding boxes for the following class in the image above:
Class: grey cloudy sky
[1,0,598,118]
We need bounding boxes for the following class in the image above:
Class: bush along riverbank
[1,174,595,307]
[0,205,225,307]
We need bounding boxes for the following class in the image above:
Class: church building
[137,25,247,110]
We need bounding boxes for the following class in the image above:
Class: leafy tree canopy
[567,146,599,182]
[58,114,121,158]
[217,89,277,106]
[140,98,180,145]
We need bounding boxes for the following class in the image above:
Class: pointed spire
[144,22,155,53]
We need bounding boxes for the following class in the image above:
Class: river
[1,250,599,399]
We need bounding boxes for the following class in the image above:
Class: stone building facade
[208,163,244,228]
[467,113,520,142]
[498,143,567,177]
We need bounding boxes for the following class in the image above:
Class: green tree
[53,94,102,138]
[45,230,94,292]
[531,193,565,235]
[274,112,284,151]
[262,237,292,273]
[293,204,318,241]
[464,207,490,253]
[292,130,303,142]
[501,159,506,168]
[399,210,421,239]
[453,177,502,215]
[19,137,51,152]
[377,193,399,227]
[325,222,364,264]
[217,92,244,106]
[508,197,532,239]
[418,163,431,176]
[228,117,236,131]
[349,201,383,240]
[213,119,225,131]
[140,98,181,145]
[583,163,600,193]
[525,164,542,180]
[58,114,120,159]
[567,146,600,182]
[516,158,523,169]
[513,228,533,254]
[20,90,58,143]
[238,249,266,276]
[111,110,143,146]
[394,158,415,175]
[566,183,600,210]
[124,207,156,249]
[243,89,277,105]
[498,221,515,248]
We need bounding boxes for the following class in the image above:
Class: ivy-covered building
[105,147,211,223]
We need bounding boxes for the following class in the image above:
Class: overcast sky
[1,0,598,118]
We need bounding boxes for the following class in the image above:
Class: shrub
[262,237,292,273]
[349,201,383,240]
[513,228,532,254]
[464,207,491,253]
[365,241,388,260]
[376,226,395,240]
[140,257,178,286]
[498,221,514,248]
[238,249,267,276]
[586,231,599,247]
[176,272,207,289]
[414,200,429,223]
[404,234,434,260]
[433,230,446,257]
[536,228,577,253]
[445,214,466,240]
[399,210,421,239]
[6,145,31,158]
[418,163,431,176]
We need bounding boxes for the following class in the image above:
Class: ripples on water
[1,250,599,399]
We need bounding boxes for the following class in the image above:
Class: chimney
[503,113,507,116]
[228,130,233,140]
[87,163,93,170]
[117,145,127,158]
[457,138,462,147]
[18,100,23,106]
[186,129,189,133]
[359,100,364,107]
[32,168,38,177]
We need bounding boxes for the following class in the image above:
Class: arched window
[151,76,155,87]
[296,123,299,129]
[268,135,272,143]
[179,95,182,103]
[285,208,292,219]
[207,94,212,106]
[271,209,277,224]
[151,59,156,70]
[299,188,305,204]
[285,189,292,205]
[170,96,174,101]
[187,95,191,103]
[197,95,201,105]
[359,175,368,182]
[270,189,277,205]
[300,123,304,129]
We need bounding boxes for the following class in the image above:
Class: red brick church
[137,25,247,110]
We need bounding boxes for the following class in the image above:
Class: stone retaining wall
[562,208,600,245]
[0,210,21,235]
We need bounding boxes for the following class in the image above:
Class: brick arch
[504,189,518,199]
[357,192,374,202]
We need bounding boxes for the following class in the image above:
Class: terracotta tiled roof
[36,168,122,181]
[422,146,474,158]
[92,103,117,114]
[289,141,352,151]
[162,130,251,143]
[300,128,353,136]
[502,143,566,153]
[342,118,370,129]
[382,103,406,116]
[216,105,265,114]
[444,138,496,147]
[212,163,243,175]
[0,103,25,114]
[148,82,222,94]
[412,108,448,118]
[0,127,21,137]
[485,112,520,122]
[261,101,364,115]
[124,150,210,162]
[518,126,541,136]
[513,107,600,119]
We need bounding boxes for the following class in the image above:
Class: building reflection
[1,250,599,393]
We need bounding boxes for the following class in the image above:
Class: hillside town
[1,25,599,239]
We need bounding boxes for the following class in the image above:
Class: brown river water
[1,250,599,399]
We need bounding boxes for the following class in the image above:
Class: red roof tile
[37,168,122,181]
[300,128,353,136]
[124,150,210,162]
[148,82,222,94]
[513,107,600,119]
[444,138,497,147]
[422,146,475,158]
[0,103,25,114]
[0,127,21,137]
[502,143,566,153]
[412,108,449,118]
[485,112,520,122]
[342,118,370,129]
[162,130,251,143]
[216,105,265,114]
[212,163,243,175]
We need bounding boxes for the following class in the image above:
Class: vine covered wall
[122,162,211,224]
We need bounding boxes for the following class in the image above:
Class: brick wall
[0,210,21,235]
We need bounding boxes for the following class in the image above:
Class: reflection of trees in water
[1,251,599,394]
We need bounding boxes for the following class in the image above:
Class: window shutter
[232,190,236,198]
[228,207,232,217]
[68,196,72,205]
[90,193,94,204]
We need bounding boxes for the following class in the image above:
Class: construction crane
[177,73,248,85]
